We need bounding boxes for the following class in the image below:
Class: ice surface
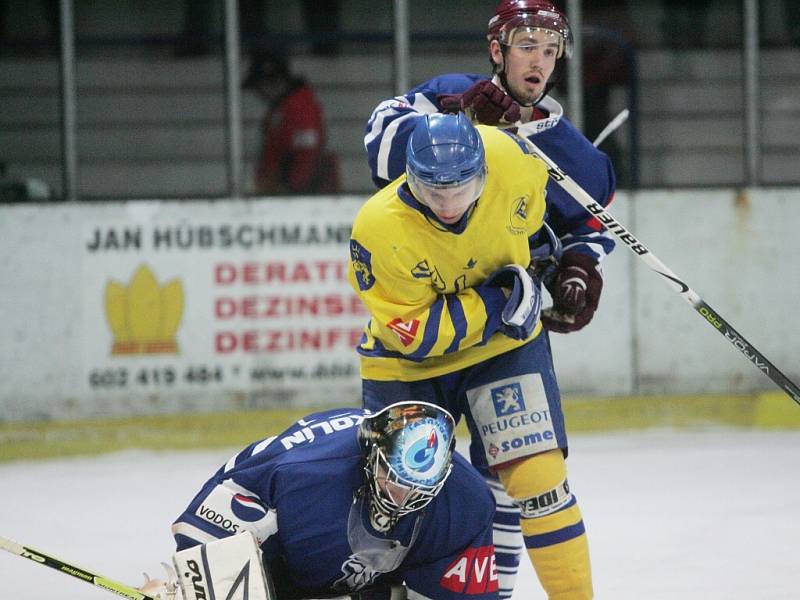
[1,428,798,599]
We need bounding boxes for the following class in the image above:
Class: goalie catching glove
[438,80,521,126]
[541,251,603,333]
[484,264,542,340]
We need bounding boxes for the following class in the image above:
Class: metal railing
[39,0,765,200]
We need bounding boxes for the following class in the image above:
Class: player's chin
[512,83,542,105]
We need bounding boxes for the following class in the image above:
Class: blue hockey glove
[484,264,542,340]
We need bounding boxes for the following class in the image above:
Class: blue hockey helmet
[360,401,456,529]
[405,113,487,223]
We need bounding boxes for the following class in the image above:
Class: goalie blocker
[173,532,276,600]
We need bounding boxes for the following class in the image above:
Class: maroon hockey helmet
[486,0,573,105]
[487,0,573,59]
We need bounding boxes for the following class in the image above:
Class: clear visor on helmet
[498,13,572,59]
[406,167,487,223]
[506,27,565,58]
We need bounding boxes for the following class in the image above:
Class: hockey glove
[528,222,563,285]
[484,264,542,340]
[437,80,521,126]
[541,251,603,334]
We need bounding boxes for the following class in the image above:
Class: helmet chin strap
[494,48,546,108]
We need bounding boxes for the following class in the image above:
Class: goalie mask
[360,401,456,531]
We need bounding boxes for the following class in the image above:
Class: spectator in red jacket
[243,49,340,195]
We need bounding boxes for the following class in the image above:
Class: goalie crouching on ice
[151,402,499,600]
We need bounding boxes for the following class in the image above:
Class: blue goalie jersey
[364,73,617,264]
[172,408,499,600]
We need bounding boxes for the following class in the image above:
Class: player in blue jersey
[365,0,615,335]
[168,402,499,600]
[356,60,601,598]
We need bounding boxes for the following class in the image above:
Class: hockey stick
[592,108,629,147]
[0,534,157,600]
[515,134,800,405]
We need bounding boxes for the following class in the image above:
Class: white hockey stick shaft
[516,134,800,405]
[0,534,156,600]
[592,108,629,147]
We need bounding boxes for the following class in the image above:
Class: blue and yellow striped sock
[498,450,593,599]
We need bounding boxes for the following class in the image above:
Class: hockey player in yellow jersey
[352,117,545,380]
[349,113,593,599]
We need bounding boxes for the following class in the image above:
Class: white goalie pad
[173,532,275,600]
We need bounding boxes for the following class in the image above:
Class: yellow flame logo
[104,265,184,355]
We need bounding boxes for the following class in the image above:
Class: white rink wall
[550,188,800,397]
[1,190,798,422]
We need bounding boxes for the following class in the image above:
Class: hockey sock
[484,474,522,599]
[498,450,593,600]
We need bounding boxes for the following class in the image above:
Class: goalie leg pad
[173,531,276,600]
[498,450,593,600]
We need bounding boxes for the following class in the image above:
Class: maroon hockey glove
[437,80,521,125]
[541,251,603,334]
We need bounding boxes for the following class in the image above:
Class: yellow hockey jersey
[348,125,548,381]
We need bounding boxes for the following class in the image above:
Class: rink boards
[1,190,799,427]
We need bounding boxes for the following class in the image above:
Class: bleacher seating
[1,48,799,199]
[635,49,800,187]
